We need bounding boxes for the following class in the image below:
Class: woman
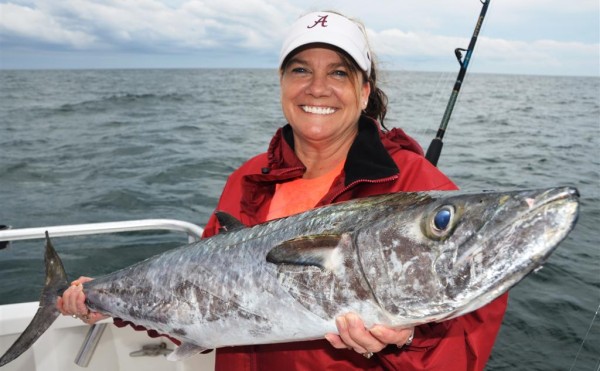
[59,11,508,370]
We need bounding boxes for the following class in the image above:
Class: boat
[0,220,216,370]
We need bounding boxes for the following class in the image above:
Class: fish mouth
[513,187,580,262]
[455,187,580,266]
[446,187,579,317]
[525,186,580,211]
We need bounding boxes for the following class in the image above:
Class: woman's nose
[305,74,331,97]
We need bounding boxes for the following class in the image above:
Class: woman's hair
[339,12,389,129]
[364,59,389,130]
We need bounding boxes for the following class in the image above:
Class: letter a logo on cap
[307,15,328,29]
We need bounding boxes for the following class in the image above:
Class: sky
[0,0,598,76]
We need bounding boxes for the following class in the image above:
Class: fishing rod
[425,0,491,167]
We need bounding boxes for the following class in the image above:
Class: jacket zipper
[325,175,400,204]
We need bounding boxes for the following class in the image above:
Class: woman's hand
[325,313,414,358]
[56,276,109,325]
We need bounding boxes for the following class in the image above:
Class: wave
[55,93,194,113]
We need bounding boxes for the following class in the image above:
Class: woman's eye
[291,67,308,74]
[332,70,348,77]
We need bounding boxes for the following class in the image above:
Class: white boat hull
[0,302,215,371]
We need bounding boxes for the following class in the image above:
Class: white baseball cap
[279,12,372,76]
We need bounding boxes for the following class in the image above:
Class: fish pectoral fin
[215,211,246,233]
[266,234,344,270]
[166,342,211,362]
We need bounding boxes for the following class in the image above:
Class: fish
[0,187,580,366]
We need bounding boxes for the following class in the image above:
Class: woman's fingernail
[347,314,358,328]
[336,317,347,330]
[370,326,383,337]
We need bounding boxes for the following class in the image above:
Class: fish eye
[421,204,458,240]
[431,206,454,235]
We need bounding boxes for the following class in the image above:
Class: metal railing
[0,219,205,244]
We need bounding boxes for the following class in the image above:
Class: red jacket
[202,117,508,371]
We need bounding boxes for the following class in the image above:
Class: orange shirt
[267,161,344,220]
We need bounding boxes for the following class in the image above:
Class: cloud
[0,0,300,52]
[366,26,599,75]
[0,0,597,75]
[479,38,598,75]
[0,2,96,48]
[491,0,598,13]
[371,30,464,57]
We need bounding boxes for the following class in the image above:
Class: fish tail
[0,232,69,367]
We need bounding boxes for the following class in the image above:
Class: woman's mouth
[301,105,337,115]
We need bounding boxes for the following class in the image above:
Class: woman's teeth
[302,106,336,115]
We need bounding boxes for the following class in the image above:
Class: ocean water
[0,69,598,370]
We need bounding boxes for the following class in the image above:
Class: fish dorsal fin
[166,342,210,362]
[266,234,344,270]
[215,211,245,233]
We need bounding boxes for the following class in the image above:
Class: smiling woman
[54,10,507,371]
[202,13,465,369]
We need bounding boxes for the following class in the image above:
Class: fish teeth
[302,106,336,115]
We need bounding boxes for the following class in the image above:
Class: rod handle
[425,138,444,166]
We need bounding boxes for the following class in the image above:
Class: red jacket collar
[264,115,424,186]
